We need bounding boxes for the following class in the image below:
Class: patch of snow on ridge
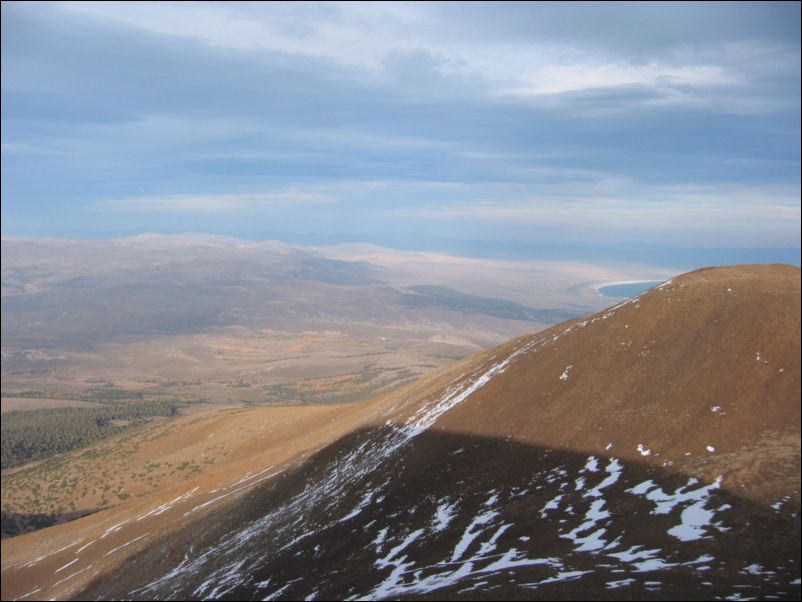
[137,487,198,522]
[559,365,573,381]
[584,456,599,472]
[451,494,500,562]
[562,498,610,552]
[100,518,131,539]
[585,458,623,498]
[627,477,722,515]
[539,494,564,518]
[560,457,623,553]
[432,499,458,533]
[607,578,636,589]
[626,476,724,542]
[337,490,374,523]
[637,444,651,456]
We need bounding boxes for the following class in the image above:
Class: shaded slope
[80,429,800,601]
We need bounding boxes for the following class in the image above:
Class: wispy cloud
[97,190,334,213]
[501,62,737,97]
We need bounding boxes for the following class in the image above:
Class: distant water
[598,281,662,298]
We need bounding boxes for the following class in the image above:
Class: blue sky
[2,1,800,260]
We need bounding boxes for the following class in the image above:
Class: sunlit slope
[427,263,801,503]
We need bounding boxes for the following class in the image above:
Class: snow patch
[432,499,458,534]
[607,578,636,589]
[137,487,199,521]
[54,558,80,574]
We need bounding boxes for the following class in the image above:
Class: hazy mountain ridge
[1,236,602,350]
[1,236,638,416]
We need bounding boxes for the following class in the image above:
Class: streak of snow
[100,518,130,539]
[451,501,499,562]
[635,558,678,572]
[432,499,457,533]
[627,476,722,516]
[52,563,94,588]
[535,570,592,585]
[20,539,83,568]
[183,468,285,517]
[539,494,563,518]
[54,558,79,574]
[102,533,150,558]
[607,578,636,589]
[371,529,425,599]
[15,587,42,600]
[609,546,662,562]
[263,579,302,601]
[137,487,199,521]
[373,527,389,550]
[196,558,248,599]
[478,548,555,573]
[75,539,97,554]
[562,498,610,552]
[337,490,374,523]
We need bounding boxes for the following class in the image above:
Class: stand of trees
[1,401,178,469]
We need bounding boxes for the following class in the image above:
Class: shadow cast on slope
[1,509,98,539]
[77,427,801,601]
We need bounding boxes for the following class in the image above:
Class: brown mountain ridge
[2,264,799,600]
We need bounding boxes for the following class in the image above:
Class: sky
[2,1,800,263]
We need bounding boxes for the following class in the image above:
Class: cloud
[376,178,802,247]
[49,1,799,112]
[97,189,334,213]
[502,62,736,96]
[2,2,799,251]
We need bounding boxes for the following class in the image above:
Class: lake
[598,281,663,298]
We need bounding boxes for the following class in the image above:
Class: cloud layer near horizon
[2,1,800,250]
